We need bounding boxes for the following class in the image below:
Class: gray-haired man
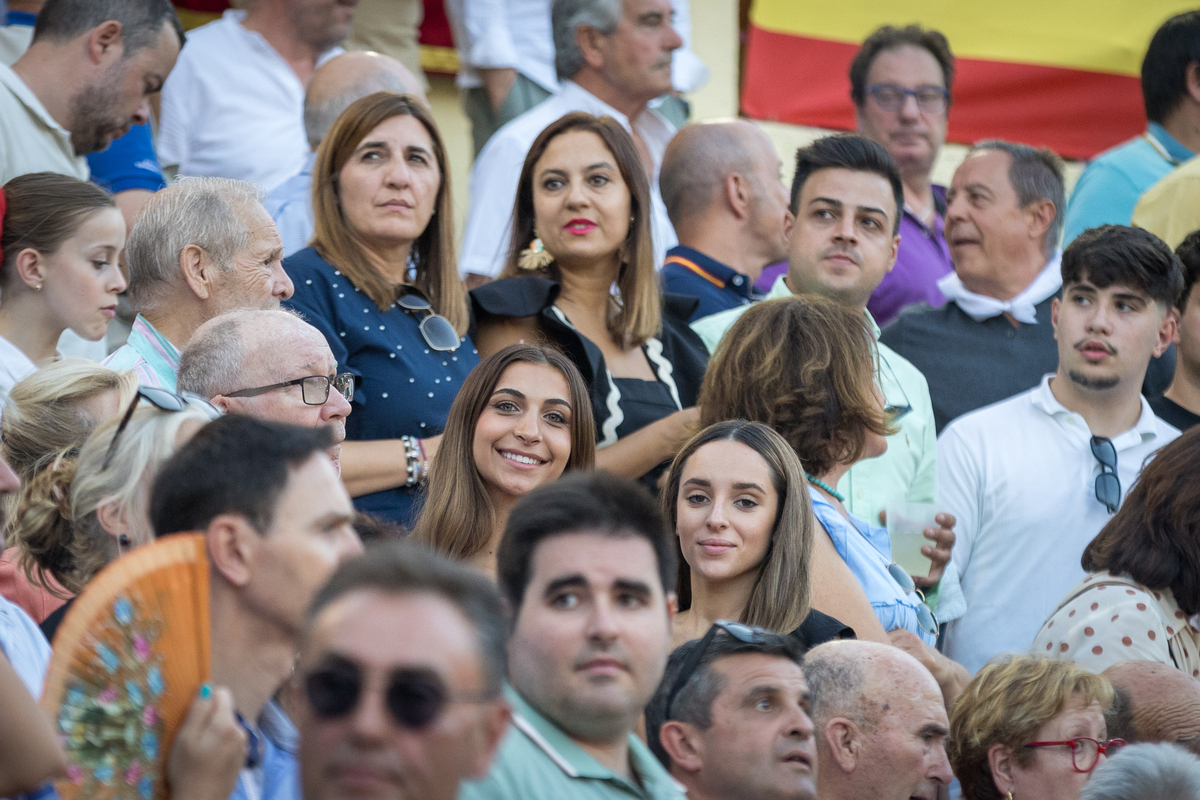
[103,177,294,390]
[458,0,682,285]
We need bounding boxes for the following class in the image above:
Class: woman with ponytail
[9,399,217,641]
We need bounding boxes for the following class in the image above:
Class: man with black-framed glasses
[178,308,353,473]
[849,24,956,328]
[295,540,511,800]
[645,622,817,800]
[939,225,1183,675]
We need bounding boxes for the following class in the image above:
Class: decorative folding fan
[40,534,211,800]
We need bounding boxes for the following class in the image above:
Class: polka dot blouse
[1032,572,1200,678]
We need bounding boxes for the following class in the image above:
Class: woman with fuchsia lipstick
[663,420,855,650]
[0,173,127,402]
[471,113,708,488]
[284,92,477,526]
[412,344,594,577]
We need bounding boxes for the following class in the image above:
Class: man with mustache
[693,135,950,601]
[937,224,1182,674]
[159,0,359,192]
[0,0,182,185]
[458,0,683,286]
[645,626,818,800]
[295,541,511,800]
[851,24,956,327]
[178,309,353,474]
[459,471,685,800]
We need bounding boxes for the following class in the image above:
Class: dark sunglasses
[397,288,460,352]
[303,659,493,730]
[887,563,940,637]
[224,373,354,405]
[1090,436,1120,514]
[103,386,221,470]
[664,620,769,718]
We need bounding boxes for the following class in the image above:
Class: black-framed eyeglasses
[303,657,494,730]
[866,84,950,114]
[664,620,769,718]
[397,287,460,352]
[103,386,222,470]
[1024,737,1126,773]
[224,373,354,406]
[887,563,940,637]
[1090,436,1120,514]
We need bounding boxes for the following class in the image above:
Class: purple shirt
[867,185,953,327]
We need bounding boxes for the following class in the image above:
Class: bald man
[177,308,353,472]
[659,120,793,321]
[804,641,953,800]
[265,50,427,256]
[1104,661,1200,756]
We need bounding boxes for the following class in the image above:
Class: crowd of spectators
[3,1,1200,799]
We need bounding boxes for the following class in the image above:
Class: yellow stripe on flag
[750,0,1198,76]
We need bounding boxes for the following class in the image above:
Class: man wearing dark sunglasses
[939,225,1184,675]
[805,640,952,800]
[178,309,353,472]
[460,472,684,800]
[295,541,510,800]
[150,416,363,800]
[645,623,817,800]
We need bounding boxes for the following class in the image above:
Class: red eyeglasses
[1024,737,1127,773]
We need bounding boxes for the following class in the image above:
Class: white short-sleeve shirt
[939,374,1180,674]
[458,80,678,279]
[0,62,88,185]
[158,11,340,192]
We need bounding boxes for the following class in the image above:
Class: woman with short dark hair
[1034,426,1200,676]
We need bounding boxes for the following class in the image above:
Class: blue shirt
[229,701,300,800]
[264,154,315,258]
[659,245,760,322]
[284,247,480,525]
[808,486,936,645]
[1062,122,1192,245]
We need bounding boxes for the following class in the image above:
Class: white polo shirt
[458,80,678,278]
[939,374,1179,674]
[158,10,341,192]
[0,62,88,185]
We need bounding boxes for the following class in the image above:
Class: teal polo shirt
[458,687,686,800]
[1062,122,1192,245]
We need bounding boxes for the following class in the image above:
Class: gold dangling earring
[518,234,554,271]
[1007,792,1014,800]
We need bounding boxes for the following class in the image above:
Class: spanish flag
[742,1,1197,159]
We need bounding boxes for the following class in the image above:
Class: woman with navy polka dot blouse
[284,92,478,525]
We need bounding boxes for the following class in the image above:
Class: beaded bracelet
[401,435,421,487]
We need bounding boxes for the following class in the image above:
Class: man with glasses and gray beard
[294,541,510,800]
[937,225,1182,675]
[178,309,353,473]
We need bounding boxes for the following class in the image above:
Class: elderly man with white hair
[1079,743,1200,800]
[103,177,295,390]
[177,308,353,472]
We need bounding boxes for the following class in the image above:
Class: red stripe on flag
[741,26,1147,160]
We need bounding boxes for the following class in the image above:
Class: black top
[1149,394,1200,431]
[470,275,709,484]
[881,296,1176,433]
[792,608,856,650]
[40,596,73,644]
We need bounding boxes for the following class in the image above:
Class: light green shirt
[458,687,686,800]
[692,275,938,524]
